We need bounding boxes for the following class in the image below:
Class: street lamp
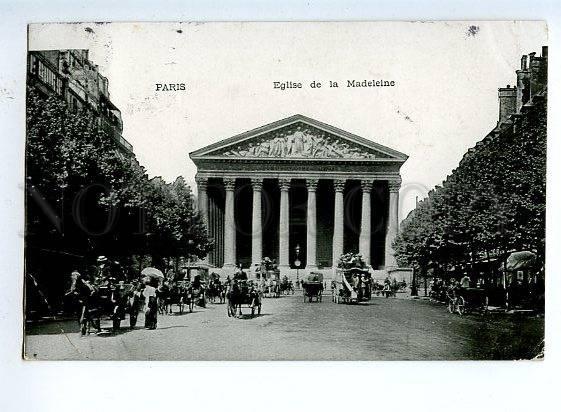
[186,238,194,281]
[294,243,301,287]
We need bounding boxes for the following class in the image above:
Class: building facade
[497,46,547,127]
[27,49,134,156]
[190,115,408,279]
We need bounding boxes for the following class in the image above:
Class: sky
[29,21,547,220]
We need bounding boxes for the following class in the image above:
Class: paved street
[25,294,543,361]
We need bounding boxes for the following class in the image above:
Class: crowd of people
[66,257,293,333]
[66,256,208,333]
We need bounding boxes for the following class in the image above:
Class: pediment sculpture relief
[215,124,387,159]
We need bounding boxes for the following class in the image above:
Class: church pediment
[190,114,407,162]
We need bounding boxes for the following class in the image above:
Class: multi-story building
[399,46,547,289]
[497,46,547,126]
[27,49,134,156]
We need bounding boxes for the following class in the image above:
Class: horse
[218,282,227,304]
[68,275,103,335]
[157,282,172,314]
[165,282,186,314]
[176,283,195,313]
[226,281,260,318]
[207,280,223,303]
[226,282,242,317]
[280,279,294,295]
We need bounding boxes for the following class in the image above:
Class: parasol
[141,267,165,279]
[505,251,537,271]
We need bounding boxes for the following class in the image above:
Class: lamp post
[186,238,194,282]
[294,243,301,288]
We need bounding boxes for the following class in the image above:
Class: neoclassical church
[190,114,408,279]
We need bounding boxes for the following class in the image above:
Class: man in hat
[95,256,112,285]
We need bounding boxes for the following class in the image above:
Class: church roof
[190,114,408,162]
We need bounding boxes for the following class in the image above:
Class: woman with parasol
[141,267,164,329]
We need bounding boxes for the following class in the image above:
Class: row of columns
[196,177,401,271]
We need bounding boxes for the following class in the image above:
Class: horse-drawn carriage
[446,286,489,316]
[302,272,324,302]
[226,279,262,318]
[69,275,141,335]
[504,251,543,311]
[159,280,196,314]
[332,253,372,304]
[333,267,372,304]
[189,274,208,308]
[279,276,295,295]
[207,272,226,303]
[255,257,281,298]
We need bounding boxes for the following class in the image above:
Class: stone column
[306,179,319,271]
[195,176,209,263]
[278,178,291,270]
[384,179,401,268]
[332,179,346,268]
[359,180,374,266]
[195,176,209,226]
[251,178,263,269]
[222,178,237,269]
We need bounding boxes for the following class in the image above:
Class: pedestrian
[143,278,158,329]
[460,273,471,289]
[360,274,368,300]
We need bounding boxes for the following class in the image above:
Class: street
[25,294,544,361]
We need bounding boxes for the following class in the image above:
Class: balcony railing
[29,53,64,96]
[28,52,134,155]
[100,116,134,153]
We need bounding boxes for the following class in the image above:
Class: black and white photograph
[23,21,546,361]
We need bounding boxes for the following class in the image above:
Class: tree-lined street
[23,39,547,364]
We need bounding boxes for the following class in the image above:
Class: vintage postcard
[24,21,546,360]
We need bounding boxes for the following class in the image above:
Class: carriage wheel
[456,296,466,316]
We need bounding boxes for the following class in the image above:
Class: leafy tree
[394,93,546,277]
[25,87,212,314]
